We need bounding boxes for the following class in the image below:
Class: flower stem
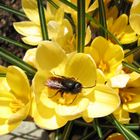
[93,119,103,139]
[0,47,36,77]
[62,121,73,140]
[98,0,108,38]
[0,35,30,50]
[0,3,26,18]
[122,61,140,73]
[37,0,49,40]
[77,0,85,53]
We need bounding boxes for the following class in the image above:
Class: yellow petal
[119,26,138,44]
[108,74,130,88]
[113,106,130,124]
[36,41,66,71]
[90,36,110,63]
[23,48,37,68]
[123,93,140,113]
[85,84,120,118]
[0,119,20,135]
[65,53,97,88]
[129,14,140,35]
[85,26,91,45]
[110,14,128,35]
[106,133,126,140]
[8,102,30,124]
[0,65,7,73]
[128,72,140,87]
[55,8,64,23]
[6,66,30,101]
[55,98,89,117]
[22,36,42,46]
[22,0,40,23]
[13,22,41,36]
[33,101,68,130]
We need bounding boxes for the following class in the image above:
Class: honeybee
[45,75,96,103]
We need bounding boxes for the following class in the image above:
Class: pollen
[119,89,136,103]
[10,99,24,113]
[98,60,110,73]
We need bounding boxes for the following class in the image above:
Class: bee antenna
[82,81,96,89]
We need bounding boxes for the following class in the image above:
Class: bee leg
[69,94,78,104]
[48,90,61,98]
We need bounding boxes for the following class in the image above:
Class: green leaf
[122,61,140,74]
[93,119,103,139]
[0,73,6,77]
[98,0,108,38]
[0,47,36,77]
[62,121,73,140]
[77,0,85,53]
[0,35,30,50]
[0,3,26,18]
[37,0,49,40]
[108,114,140,140]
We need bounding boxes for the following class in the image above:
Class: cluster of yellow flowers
[0,0,140,135]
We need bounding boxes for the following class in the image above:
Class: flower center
[119,88,136,103]
[98,60,110,72]
[10,99,24,113]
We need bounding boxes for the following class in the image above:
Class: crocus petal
[85,84,120,118]
[123,91,140,113]
[113,106,130,124]
[119,26,138,44]
[6,66,30,101]
[55,98,89,117]
[109,74,130,88]
[22,36,42,46]
[22,0,40,23]
[129,0,140,35]
[33,101,68,130]
[23,48,37,68]
[13,22,41,36]
[0,65,7,73]
[65,53,96,87]
[85,26,91,45]
[36,41,66,71]
[110,14,128,35]
[0,120,20,135]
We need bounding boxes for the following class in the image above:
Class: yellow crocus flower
[32,41,120,129]
[0,66,31,135]
[13,0,74,53]
[85,36,124,79]
[110,72,140,113]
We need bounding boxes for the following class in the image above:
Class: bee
[46,76,82,97]
[45,75,96,100]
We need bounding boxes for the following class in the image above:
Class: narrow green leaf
[122,61,140,74]
[62,121,73,140]
[0,47,36,77]
[98,0,108,38]
[80,131,96,140]
[0,35,30,50]
[0,73,6,77]
[108,114,140,140]
[37,0,49,40]
[0,3,26,18]
[125,46,140,58]
[93,119,103,139]
[77,0,85,53]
